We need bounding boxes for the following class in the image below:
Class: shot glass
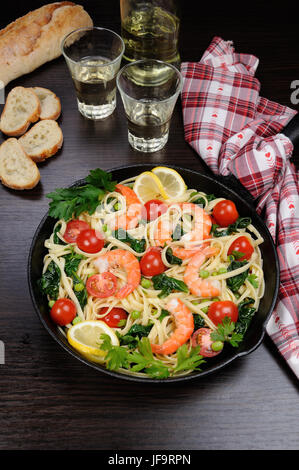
[62,27,125,120]
[116,59,182,152]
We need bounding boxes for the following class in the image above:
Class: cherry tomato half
[63,220,90,243]
[50,298,76,326]
[76,229,104,254]
[191,328,221,357]
[86,273,117,298]
[213,200,239,227]
[208,300,239,325]
[228,236,254,261]
[100,307,128,328]
[140,247,166,277]
[144,199,168,221]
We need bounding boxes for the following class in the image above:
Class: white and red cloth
[181,37,299,378]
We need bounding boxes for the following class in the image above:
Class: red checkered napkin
[181,37,299,378]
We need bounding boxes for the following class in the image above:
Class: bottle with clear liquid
[120,0,180,66]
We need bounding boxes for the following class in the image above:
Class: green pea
[201,306,209,314]
[48,300,55,308]
[212,271,218,276]
[131,310,141,320]
[102,224,108,232]
[235,292,241,299]
[141,278,152,289]
[199,270,209,279]
[74,282,85,292]
[114,202,121,211]
[118,319,127,327]
[212,297,220,302]
[72,316,82,325]
[192,300,200,305]
[211,341,224,352]
[218,267,227,274]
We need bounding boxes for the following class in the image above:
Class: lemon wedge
[67,320,119,357]
[152,167,187,200]
[133,171,168,203]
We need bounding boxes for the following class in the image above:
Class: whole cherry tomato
[63,220,90,243]
[208,300,239,325]
[76,229,104,253]
[213,200,239,227]
[144,199,168,221]
[50,298,76,326]
[140,247,166,277]
[99,307,128,328]
[228,236,254,261]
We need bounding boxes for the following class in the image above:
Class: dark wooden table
[0,0,298,451]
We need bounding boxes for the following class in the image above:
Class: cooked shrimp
[151,298,194,355]
[184,246,221,297]
[113,184,145,230]
[180,203,212,243]
[172,242,209,260]
[94,249,141,298]
[153,202,211,248]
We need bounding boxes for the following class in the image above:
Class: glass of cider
[62,27,125,120]
[117,59,182,152]
[120,0,180,66]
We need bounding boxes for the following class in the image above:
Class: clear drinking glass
[62,27,125,119]
[120,0,180,66]
[117,59,182,152]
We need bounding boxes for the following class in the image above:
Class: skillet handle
[281,113,299,147]
[216,173,256,207]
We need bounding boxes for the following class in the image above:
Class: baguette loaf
[0,2,93,86]
[19,119,63,162]
[0,138,40,190]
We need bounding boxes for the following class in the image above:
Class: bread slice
[19,119,63,162]
[0,138,40,190]
[29,87,61,120]
[0,87,40,136]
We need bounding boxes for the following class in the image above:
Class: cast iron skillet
[28,164,279,382]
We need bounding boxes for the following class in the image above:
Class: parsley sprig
[211,317,244,347]
[99,335,205,378]
[46,168,117,221]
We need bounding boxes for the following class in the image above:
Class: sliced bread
[0,87,41,137]
[18,119,63,162]
[0,138,40,190]
[29,87,61,120]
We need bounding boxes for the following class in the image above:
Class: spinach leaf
[152,273,189,298]
[71,271,88,309]
[158,309,170,321]
[193,194,217,207]
[172,224,184,241]
[119,324,153,349]
[37,261,61,300]
[53,224,66,245]
[212,217,251,238]
[226,260,249,293]
[113,228,146,253]
[64,252,85,277]
[193,314,205,330]
[166,247,182,265]
[235,298,256,335]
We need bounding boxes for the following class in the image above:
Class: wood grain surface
[0,0,298,451]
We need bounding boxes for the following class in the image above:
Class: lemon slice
[67,320,119,357]
[133,171,168,203]
[151,167,187,200]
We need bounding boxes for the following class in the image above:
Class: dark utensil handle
[282,113,299,147]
